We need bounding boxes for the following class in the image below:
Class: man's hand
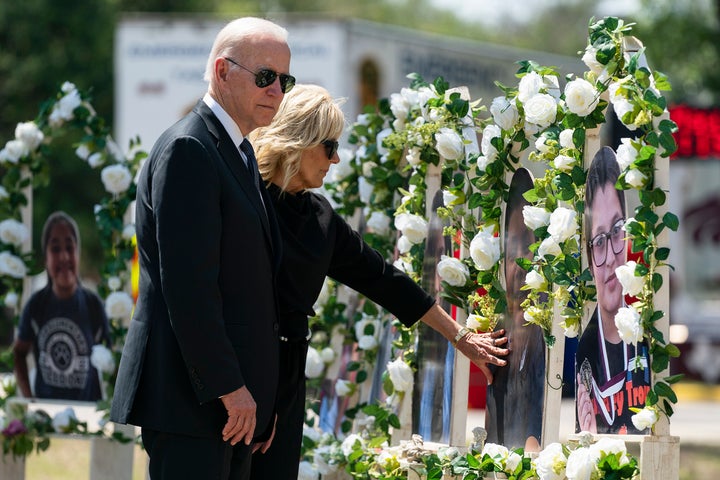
[252,414,277,453]
[220,386,256,446]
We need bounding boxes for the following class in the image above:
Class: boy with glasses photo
[575,146,651,435]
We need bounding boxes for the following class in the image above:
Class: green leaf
[655,247,670,261]
[663,212,680,231]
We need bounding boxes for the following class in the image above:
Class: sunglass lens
[255,69,277,88]
[280,74,296,93]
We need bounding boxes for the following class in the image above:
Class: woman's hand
[455,329,509,384]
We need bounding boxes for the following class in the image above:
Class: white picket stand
[0,398,136,480]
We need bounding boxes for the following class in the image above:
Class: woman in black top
[249,84,508,479]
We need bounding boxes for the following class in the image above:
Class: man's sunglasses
[321,140,339,159]
[224,57,295,94]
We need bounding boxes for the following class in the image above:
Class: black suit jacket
[110,100,281,439]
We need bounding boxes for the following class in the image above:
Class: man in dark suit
[110,17,294,479]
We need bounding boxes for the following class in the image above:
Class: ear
[215,57,230,82]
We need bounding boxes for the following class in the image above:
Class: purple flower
[2,419,28,437]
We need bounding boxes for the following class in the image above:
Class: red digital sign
[670,105,720,159]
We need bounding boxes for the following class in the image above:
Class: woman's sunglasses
[321,140,339,159]
[224,57,296,94]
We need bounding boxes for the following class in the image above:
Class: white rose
[475,155,490,172]
[101,164,132,194]
[625,168,647,188]
[393,258,413,274]
[538,237,561,259]
[0,186,8,201]
[358,176,373,203]
[564,78,600,117]
[616,138,638,170]
[15,121,44,151]
[319,347,335,364]
[524,93,558,128]
[298,461,319,480]
[52,407,78,433]
[548,207,578,243]
[615,261,644,297]
[534,442,566,480]
[91,344,116,374]
[523,206,551,230]
[559,129,575,149]
[469,226,500,271]
[0,139,29,163]
[553,154,576,172]
[121,224,136,241]
[302,425,321,443]
[565,446,598,480]
[0,219,29,247]
[481,124,502,161]
[394,213,428,245]
[107,276,122,291]
[505,451,522,473]
[341,433,364,457]
[481,442,509,461]
[366,211,391,236]
[397,236,412,254]
[329,148,354,182]
[435,127,464,160]
[354,317,380,341]
[465,314,483,331]
[405,147,422,166]
[524,305,543,324]
[51,89,82,123]
[437,255,469,287]
[356,114,371,126]
[87,152,104,168]
[590,437,629,465]
[335,379,353,397]
[376,128,393,155]
[390,92,410,122]
[535,134,551,154]
[387,358,414,392]
[75,143,90,160]
[561,318,580,338]
[631,406,658,431]
[442,189,459,207]
[305,347,325,378]
[608,81,636,129]
[362,161,377,178]
[615,306,644,345]
[0,251,27,278]
[4,291,18,309]
[105,291,134,320]
[358,335,378,351]
[490,96,519,131]
[525,269,546,290]
[582,46,604,74]
[518,71,543,103]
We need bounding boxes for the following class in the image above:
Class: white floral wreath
[304,16,679,479]
[0,81,144,457]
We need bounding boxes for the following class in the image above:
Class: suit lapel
[194,102,275,251]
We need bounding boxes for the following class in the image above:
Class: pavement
[466,382,720,446]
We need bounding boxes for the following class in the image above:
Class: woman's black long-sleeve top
[268,183,435,339]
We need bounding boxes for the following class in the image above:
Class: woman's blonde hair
[251,84,345,191]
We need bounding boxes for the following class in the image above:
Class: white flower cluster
[481,443,523,476]
[533,437,634,480]
[0,121,44,164]
[304,345,336,379]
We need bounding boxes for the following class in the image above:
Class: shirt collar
[203,93,245,148]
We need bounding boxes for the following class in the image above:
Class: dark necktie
[239,138,261,192]
[239,138,267,214]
